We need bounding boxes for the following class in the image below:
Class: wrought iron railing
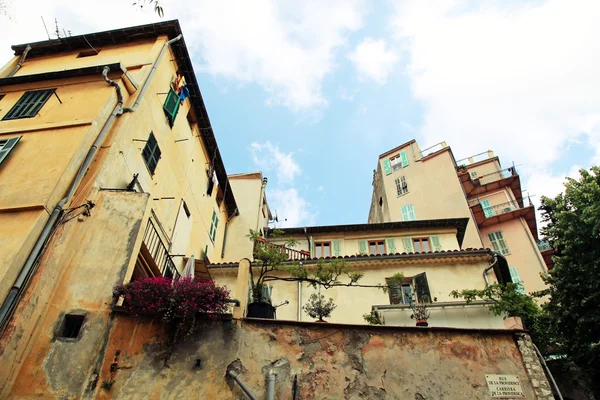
[537,240,552,251]
[456,151,494,166]
[419,142,447,158]
[473,166,518,186]
[255,240,310,261]
[143,219,180,278]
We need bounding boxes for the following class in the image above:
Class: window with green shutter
[163,88,180,127]
[383,158,392,175]
[142,132,161,175]
[400,150,409,167]
[2,89,55,120]
[385,238,397,254]
[488,231,509,255]
[209,210,219,242]
[358,240,368,255]
[402,237,414,253]
[332,240,341,257]
[509,266,526,294]
[413,272,431,303]
[430,235,442,252]
[480,199,495,218]
[401,204,416,221]
[0,136,22,168]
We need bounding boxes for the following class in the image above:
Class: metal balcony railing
[419,142,447,158]
[255,240,310,261]
[473,166,518,186]
[537,240,552,251]
[472,198,533,218]
[456,150,495,166]
[143,219,180,278]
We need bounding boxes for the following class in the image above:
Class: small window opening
[60,314,85,338]
[182,201,191,218]
[379,197,383,207]
[77,49,100,58]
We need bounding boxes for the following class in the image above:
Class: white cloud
[250,141,301,184]
[347,37,399,84]
[268,188,317,228]
[317,185,324,191]
[390,0,600,226]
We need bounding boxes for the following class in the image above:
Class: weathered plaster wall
[93,317,541,399]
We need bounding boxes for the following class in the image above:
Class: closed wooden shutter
[0,136,22,168]
[413,272,431,303]
[385,238,397,254]
[358,240,368,255]
[402,237,414,253]
[509,266,526,294]
[332,240,341,257]
[209,210,218,241]
[400,151,409,167]
[407,204,416,220]
[383,159,392,175]
[480,199,494,218]
[3,89,55,120]
[430,235,442,251]
[401,205,409,220]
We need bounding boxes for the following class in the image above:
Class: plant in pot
[410,301,431,327]
[246,229,364,319]
[303,292,337,322]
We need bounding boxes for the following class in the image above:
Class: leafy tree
[537,166,600,395]
[303,293,337,321]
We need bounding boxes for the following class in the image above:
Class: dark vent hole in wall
[61,314,85,338]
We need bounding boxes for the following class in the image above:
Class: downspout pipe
[532,343,564,400]
[0,66,124,331]
[483,252,498,286]
[297,262,303,321]
[267,370,276,400]
[227,371,259,400]
[5,45,31,78]
[122,34,182,113]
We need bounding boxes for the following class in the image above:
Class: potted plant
[303,293,337,322]
[410,302,431,327]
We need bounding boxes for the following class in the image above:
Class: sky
[1,0,599,230]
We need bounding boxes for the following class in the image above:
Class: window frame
[412,237,431,253]
[141,132,161,176]
[488,231,510,255]
[314,241,332,258]
[390,154,402,171]
[368,240,386,255]
[2,89,56,121]
[386,277,414,305]
[395,176,408,196]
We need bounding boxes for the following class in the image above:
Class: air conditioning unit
[503,207,513,213]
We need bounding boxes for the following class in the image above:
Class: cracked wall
[92,317,541,399]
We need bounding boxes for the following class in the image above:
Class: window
[480,199,495,218]
[142,132,161,175]
[390,154,402,171]
[395,176,408,196]
[401,204,416,221]
[77,49,100,58]
[488,231,509,255]
[399,151,409,167]
[2,89,55,120]
[163,88,180,127]
[379,197,383,207]
[509,266,526,294]
[369,240,385,255]
[315,242,331,258]
[209,210,219,242]
[182,201,191,218]
[387,279,413,305]
[470,171,478,179]
[413,238,430,253]
[59,314,85,339]
[0,136,22,168]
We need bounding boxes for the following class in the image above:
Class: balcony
[372,301,521,329]
[459,166,522,201]
[470,198,538,240]
[537,240,554,270]
[137,219,181,279]
[255,239,310,261]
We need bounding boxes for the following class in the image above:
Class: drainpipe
[267,370,276,400]
[483,252,499,286]
[256,177,267,232]
[5,45,31,78]
[221,208,237,259]
[0,66,124,332]
[227,371,259,400]
[122,34,183,113]
[297,262,303,321]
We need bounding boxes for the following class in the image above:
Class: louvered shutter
[413,272,431,303]
[332,240,341,257]
[0,136,22,167]
[385,238,397,254]
[401,205,409,220]
[383,159,392,175]
[430,235,442,252]
[509,266,526,294]
[400,151,409,167]
[3,90,55,120]
[163,88,180,127]
[407,204,416,220]
[358,240,368,255]
[387,279,402,304]
[480,199,494,218]
[402,237,414,253]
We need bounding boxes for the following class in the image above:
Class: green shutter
[163,88,180,127]
[383,159,392,175]
[332,240,341,257]
[480,199,494,218]
[402,237,414,253]
[309,236,314,258]
[3,90,55,120]
[358,240,368,255]
[509,266,525,294]
[400,151,409,167]
[0,136,22,168]
[209,210,218,241]
[413,272,431,303]
[407,204,416,220]
[430,235,442,252]
[385,238,397,254]
[401,205,409,220]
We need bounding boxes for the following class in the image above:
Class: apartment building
[368,140,549,294]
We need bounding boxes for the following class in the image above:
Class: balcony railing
[473,166,517,186]
[419,142,448,158]
[456,150,495,166]
[256,240,310,261]
[143,219,180,278]
[537,240,552,251]
[471,197,533,218]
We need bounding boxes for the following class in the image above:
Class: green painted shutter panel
[332,240,341,257]
[400,151,409,167]
[385,238,397,254]
[383,159,392,175]
[413,272,431,303]
[203,244,208,261]
[163,88,180,127]
[309,236,314,258]
[358,240,368,255]
[213,214,219,241]
[481,199,494,218]
[402,237,414,253]
[509,267,526,293]
[407,204,416,220]
[3,89,55,120]
[401,205,409,220]
[431,235,442,252]
[0,136,22,167]
[209,210,218,241]
[496,231,509,255]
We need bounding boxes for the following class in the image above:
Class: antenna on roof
[41,16,51,40]
[54,18,60,39]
